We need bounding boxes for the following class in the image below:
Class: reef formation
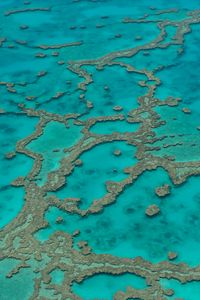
[0,1,200,299]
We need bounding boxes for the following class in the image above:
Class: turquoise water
[114,45,180,73]
[0,187,25,229]
[90,120,139,134]
[0,258,35,300]
[36,168,200,266]
[0,114,37,228]
[146,105,200,161]
[50,268,65,285]
[160,25,177,44]
[27,119,83,185]
[160,279,200,299]
[51,141,137,209]
[73,273,146,300]
[81,65,148,118]
[1,0,200,299]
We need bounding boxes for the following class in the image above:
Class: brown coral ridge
[37,41,83,50]
[1,231,200,300]
[4,7,51,16]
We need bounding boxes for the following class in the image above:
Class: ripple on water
[147,105,200,162]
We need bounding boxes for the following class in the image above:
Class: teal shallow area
[114,45,180,74]
[0,187,24,229]
[147,105,200,161]
[27,120,83,152]
[90,119,139,134]
[72,273,146,300]
[1,0,200,298]
[27,119,83,185]
[52,141,137,209]
[155,23,200,106]
[0,258,35,300]
[82,66,147,118]
[0,114,37,228]
[160,25,177,44]
[36,168,200,266]
[160,279,200,300]
[50,268,65,285]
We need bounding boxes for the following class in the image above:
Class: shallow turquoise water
[160,279,200,299]
[50,268,65,285]
[81,65,147,118]
[0,0,200,299]
[0,258,35,300]
[147,105,200,161]
[73,273,146,300]
[37,169,200,266]
[0,187,25,228]
[160,25,177,44]
[90,120,139,134]
[52,141,137,209]
[0,114,37,228]
[115,45,180,73]
[27,119,83,184]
